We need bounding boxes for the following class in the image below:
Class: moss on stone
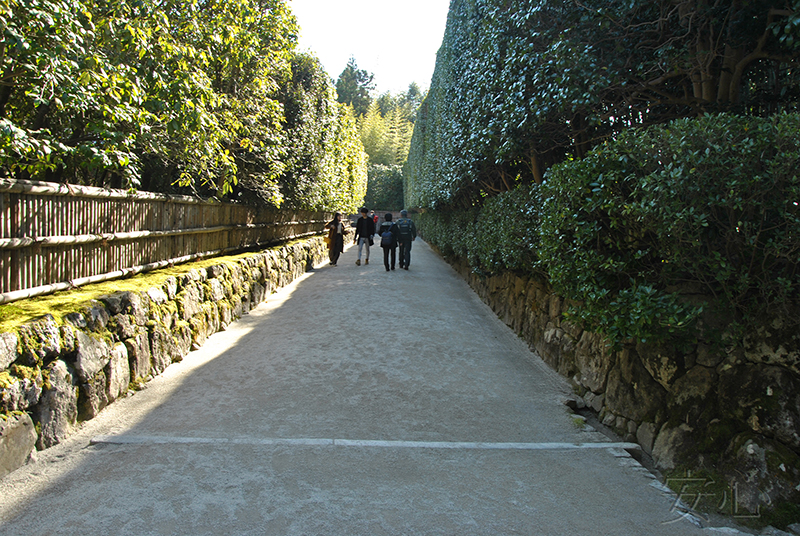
[0,241,306,334]
[0,370,13,389]
[9,364,41,384]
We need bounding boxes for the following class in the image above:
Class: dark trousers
[382,246,396,270]
[399,239,412,268]
[329,235,343,264]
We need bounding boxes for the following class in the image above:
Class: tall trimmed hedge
[418,113,800,346]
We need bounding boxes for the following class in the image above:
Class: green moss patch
[0,241,316,334]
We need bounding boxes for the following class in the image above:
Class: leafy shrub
[474,186,542,275]
[539,113,800,344]
[364,165,404,210]
[418,184,542,276]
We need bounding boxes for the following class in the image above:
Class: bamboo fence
[0,178,330,304]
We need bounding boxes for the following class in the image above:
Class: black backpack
[396,219,412,238]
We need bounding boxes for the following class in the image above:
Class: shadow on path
[0,240,708,535]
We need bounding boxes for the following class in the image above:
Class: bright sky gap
[289,0,452,95]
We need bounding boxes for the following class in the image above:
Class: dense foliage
[335,57,374,117]
[418,113,800,346]
[274,53,366,212]
[363,164,403,211]
[0,0,366,211]
[418,185,540,276]
[406,0,800,210]
[357,84,423,210]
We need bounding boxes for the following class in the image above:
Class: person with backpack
[378,213,397,271]
[392,209,417,270]
[353,207,375,266]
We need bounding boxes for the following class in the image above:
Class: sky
[289,0,452,96]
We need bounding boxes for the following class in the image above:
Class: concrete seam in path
[90,434,640,451]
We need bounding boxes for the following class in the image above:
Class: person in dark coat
[324,212,348,266]
[377,213,397,271]
[392,209,417,270]
[353,207,376,266]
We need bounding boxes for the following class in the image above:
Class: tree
[405,0,800,210]
[358,90,417,167]
[335,57,374,116]
[364,164,404,210]
[273,53,367,212]
[0,0,367,211]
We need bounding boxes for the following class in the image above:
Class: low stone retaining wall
[0,237,329,478]
[442,254,800,514]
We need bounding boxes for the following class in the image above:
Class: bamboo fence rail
[0,178,330,304]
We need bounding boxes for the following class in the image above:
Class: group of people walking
[324,208,417,271]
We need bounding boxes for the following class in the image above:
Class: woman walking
[324,212,348,266]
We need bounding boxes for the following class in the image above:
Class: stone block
[635,340,684,389]
[147,286,169,305]
[110,313,136,340]
[719,365,800,450]
[34,360,78,450]
[589,393,604,413]
[149,324,176,375]
[83,301,110,331]
[102,291,149,326]
[723,433,800,514]
[0,370,42,412]
[163,276,178,300]
[207,264,226,279]
[63,312,87,329]
[18,314,61,366]
[78,369,108,421]
[604,348,666,422]
[178,284,202,321]
[125,331,151,381]
[574,331,613,393]
[207,278,226,302]
[173,323,193,360]
[106,342,130,402]
[668,365,717,425]
[250,281,266,308]
[651,423,693,471]
[636,422,657,455]
[73,331,111,383]
[0,332,18,371]
[59,324,76,354]
[219,302,233,328]
[0,413,37,478]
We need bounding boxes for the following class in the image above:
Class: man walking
[353,207,376,266]
[393,210,417,270]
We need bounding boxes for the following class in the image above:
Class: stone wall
[0,237,329,478]
[443,254,800,513]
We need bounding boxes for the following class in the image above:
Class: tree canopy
[335,57,374,117]
[405,0,800,210]
[358,84,424,210]
[0,0,367,212]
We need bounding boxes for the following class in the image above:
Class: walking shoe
[386,267,390,272]
[404,266,409,270]
[365,259,369,265]
[355,259,360,266]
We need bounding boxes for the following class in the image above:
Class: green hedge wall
[418,113,800,346]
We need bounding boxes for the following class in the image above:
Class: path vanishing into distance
[0,240,735,535]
